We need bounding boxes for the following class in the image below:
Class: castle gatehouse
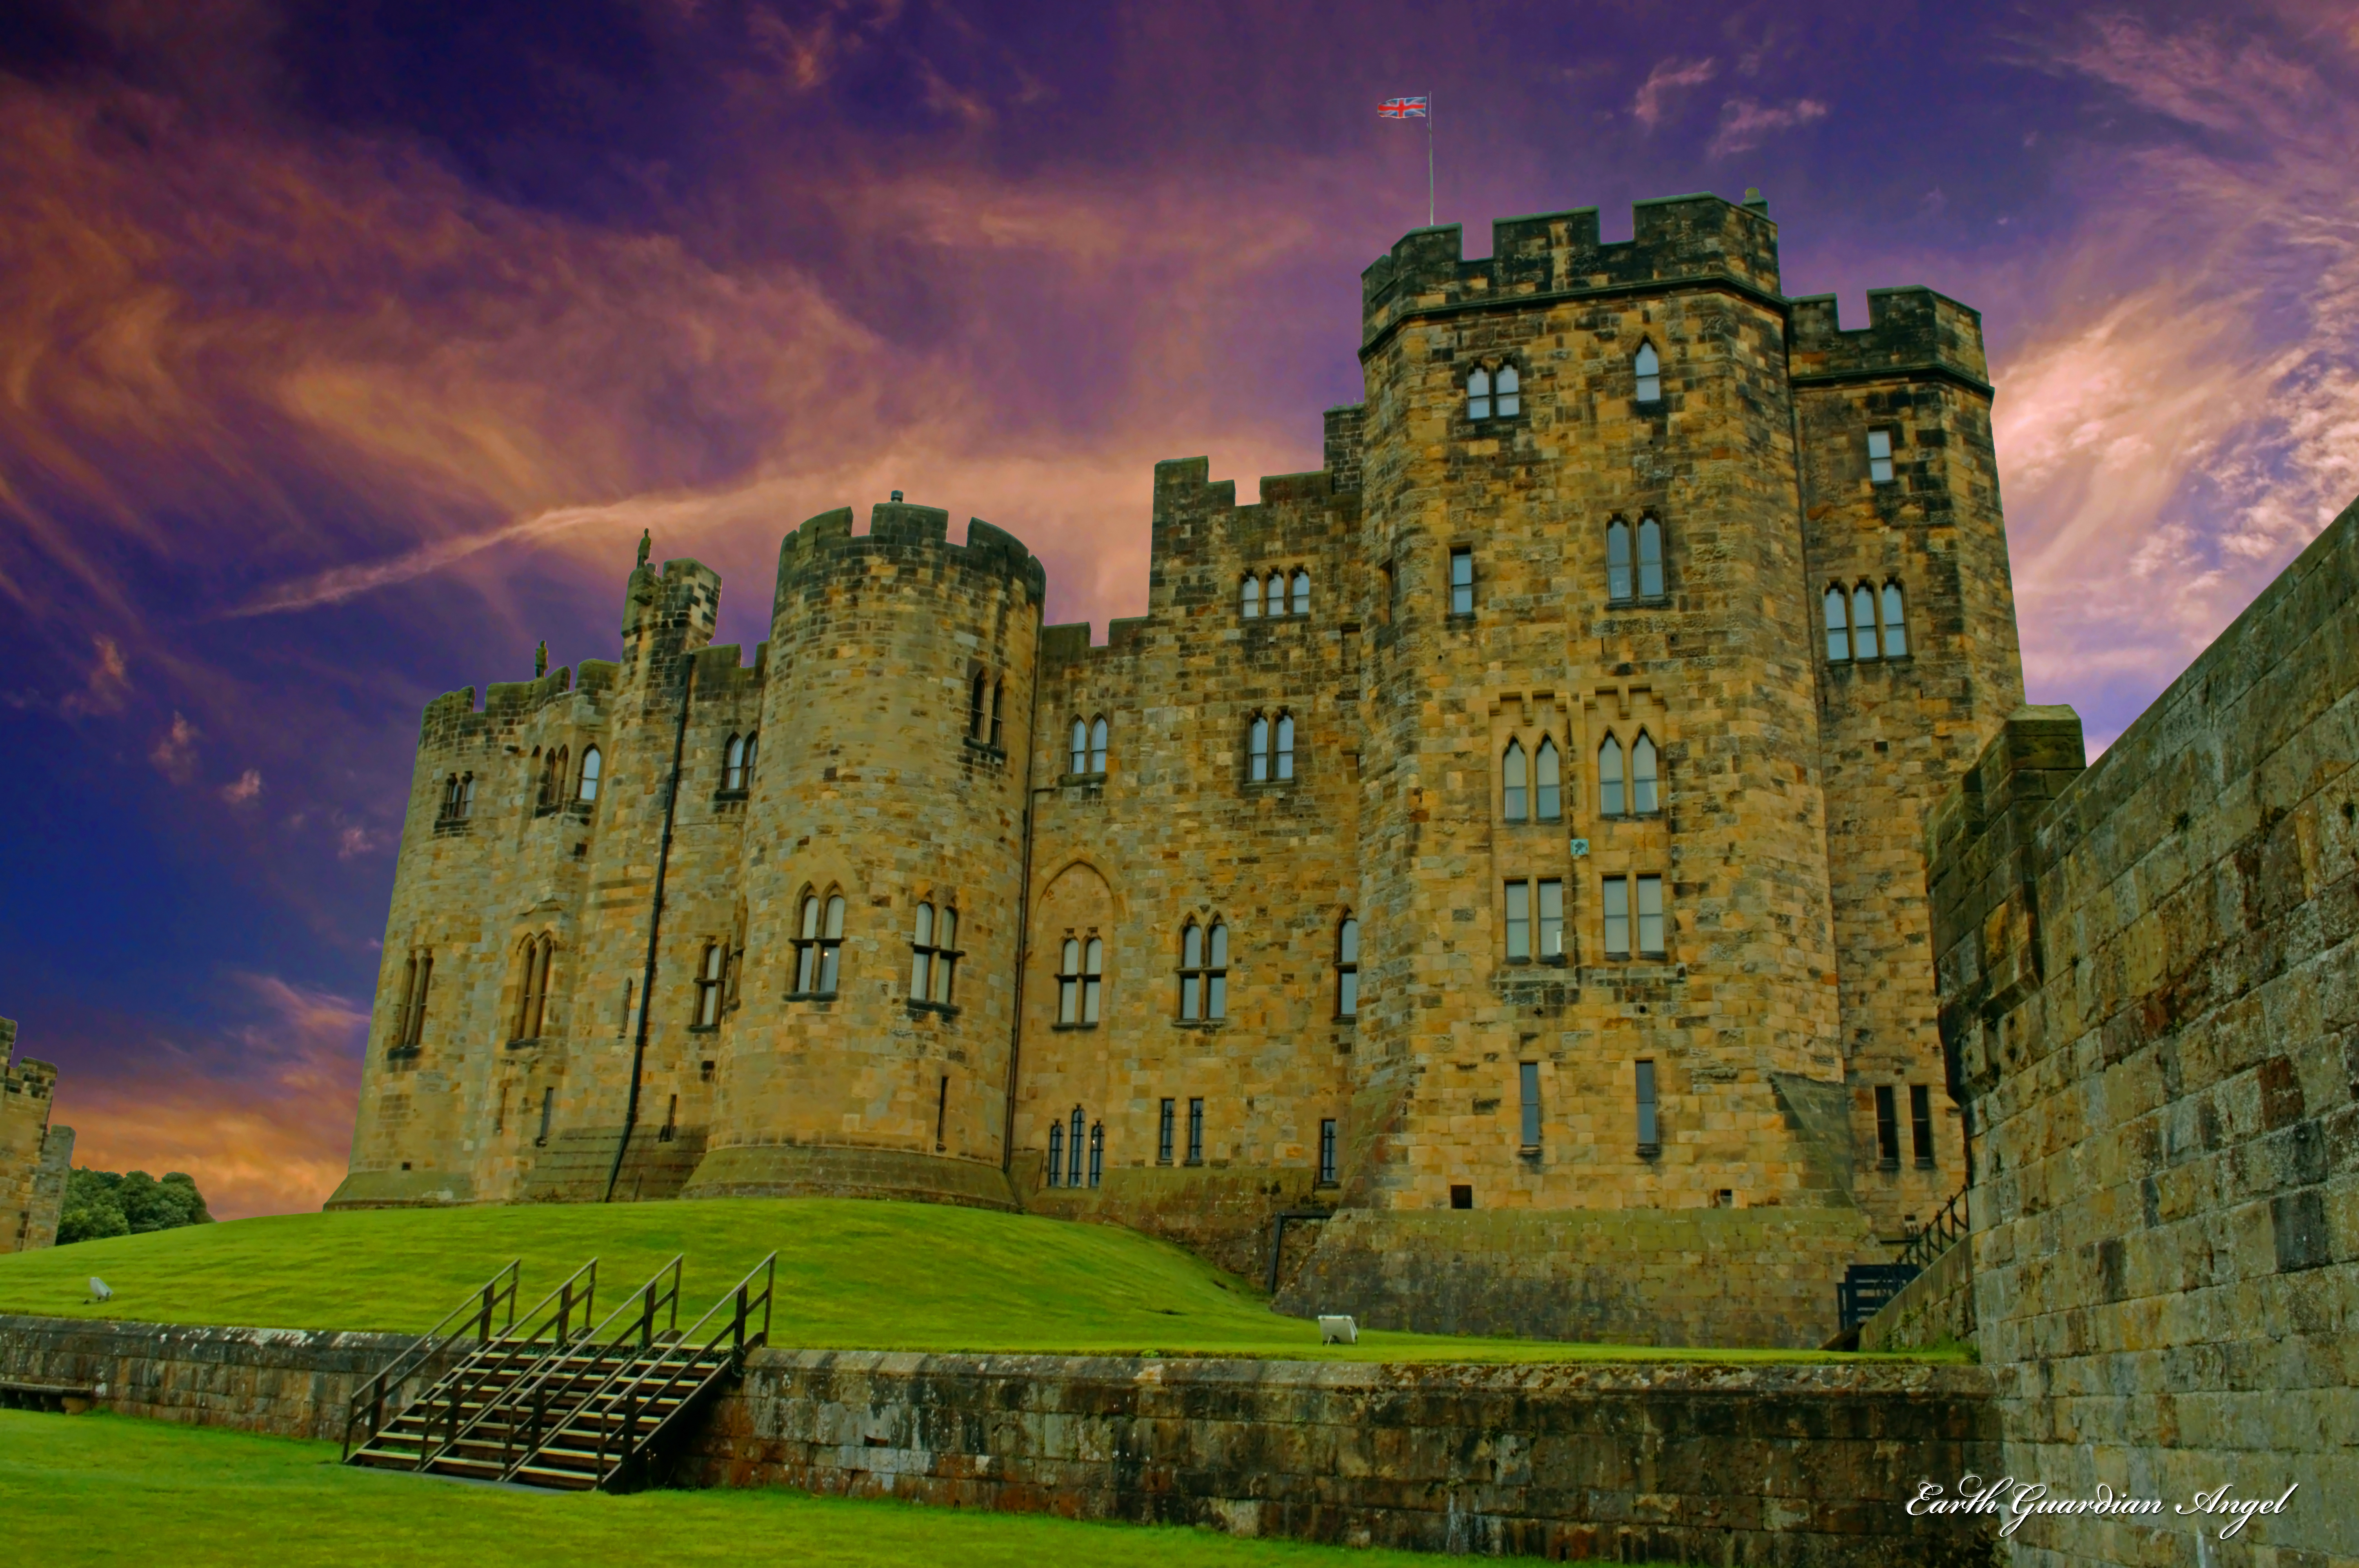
[332,192,2026,1347]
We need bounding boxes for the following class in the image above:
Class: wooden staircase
[343,1253,774,1492]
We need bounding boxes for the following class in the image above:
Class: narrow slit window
[1606,519,1633,602]
[1070,719,1089,774]
[1179,923,1203,1020]
[989,682,1004,748]
[1241,576,1262,618]
[1082,937,1103,1024]
[1910,1083,1936,1167]
[1047,1121,1064,1187]
[1636,516,1664,598]
[1867,428,1895,485]
[969,673,988,739]
[1875,1085,1901,1167]
[1089,716,1108,774]
[1603,875,1631,959]
[1636,1060,1659,1151]
[661,1094,678,1142]
[537,1087,554,1147]
[1535,737,1561,820]
[1505,879,1531,961]
[1205,922,1229,1019]
[1449,547,1474,615]
[1249,716,1270,782]
[1336,915,1359,1018]
[460,775,474,816]
[1187,1097,1205,1164]
[1158,1098,1176,1164]
[1851,584,1879,662]
[1825,584,1851,662]
[1466,366,1491,420]
[697,941,724,1026]
[1634,343,1661,403]
[1632,732,1659,815]
[1319,1118,1338,1184]
[1275,714,1295,780]
[1537,878,1564,960]
[912,904,937,1001]
[935,1075,948,1151]
[1088,1122,1103,1188]
[1519,1061,1542,1147]
[1502,740,1528,822]
[1068,1107,1086,1189]
[1881,582,1908,659]
[578,747,602,802]
[1494,363,1520,417]
[1290,568,1310,616]
[1599,735,1626,818]
[1636,874,1665,958]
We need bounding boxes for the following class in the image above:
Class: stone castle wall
[1,1019,70,1254]
[331,192,2028,1349]
[1929,497,2359,1565]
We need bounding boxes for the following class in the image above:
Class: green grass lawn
[0,1197,1945,1363]
[5,1409,1674,1568]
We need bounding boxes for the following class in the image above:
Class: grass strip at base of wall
[0,1197,1954,1362]
[0,1410,1696,1568]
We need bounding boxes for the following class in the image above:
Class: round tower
[681,501,1045,1207]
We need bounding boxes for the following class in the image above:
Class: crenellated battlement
[1361,193,1781,350]
[1789,288,1989,392]
[773,502,1046,617]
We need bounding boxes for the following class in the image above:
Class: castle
[1,1017,73,1253]
[331,192,2026,1347]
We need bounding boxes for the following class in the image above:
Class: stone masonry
[332,192,2026,1348]
[0,1018,72,1254]
[1929,495,2359,1565]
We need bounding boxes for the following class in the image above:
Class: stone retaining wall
[1858,1240,1975,1354]
[685,1348,2002,1566]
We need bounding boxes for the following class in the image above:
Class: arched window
[1058,936,1103,1024]
[1880,581,1909,658]
[1179,922,1204,1020]
[1249,715,1270,782]
[1606,519,1632,602]
[1290,569,1310,616]
[1069,719,1088,775]
[514,935,553,1041]
[440,774,462,819]
[1267,571,1287,615]
[1089,716,1108,774]
[1825,584,1851,661]
[1599,734,1626,817]
[742,731,758,784]
[696,941,725,1027]
[1275,713,1296,780]
[461,774,475,816]
[1634,342,1661,403]
[1636,516,1664,598]
[969,672,989,738]
[911,904,936,1000]
[1047,1120,1065,1187]
[1495,363,1521,417]
[794,891,846,996]
[1467,366,1492,420]
[1241,576,1262,618]
[724,734,748,792]
[1088,1121,1104,1188]
[1851,583,1879,662]
[1502,740,1528,822]
[989,681,1005,748]
[1336,915,1360,1018]
[1536,737,1561,820]
[392,948,432,1052]
[1068,1105,1086,1188]
[577,747,602,802]
[932,907,958,1003]
[1206,921,1230,1019]
[1632,731,1660,814]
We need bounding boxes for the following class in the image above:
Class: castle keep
[1,1017,73,1253]
[333,193,2027,1346]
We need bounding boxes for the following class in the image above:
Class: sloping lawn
[0,1198,1942,1363]
[4,1409,1641,1568]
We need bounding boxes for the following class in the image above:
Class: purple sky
[2,0,2351,1216]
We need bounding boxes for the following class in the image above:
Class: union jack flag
[1378,96,1428,118]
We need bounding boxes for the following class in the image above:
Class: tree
[55,1167,213,1245]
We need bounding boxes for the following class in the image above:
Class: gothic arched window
[1089,716,1108,774]
[1495,363,1521,417]
[1636,516,1664,598]
[723,734,748,792]
[1632,731,1660,815]
[1249,716,1270,782]
[577,746,601,802]
[1070,719,1088,775]
[1607,519,1633,602]
[1275,714,1296,780]
[1599,734,1626,818]
[1467,366,1492,420]
[696,941,725,1027]
[1634,342,1661,403]
[1290,569,1310,616]
[1536,737,1561,820]
[1336,915,1360,1018]
[1851,583,1879,662]
[1825,584,1851,661]
[794,890,846,996]
[1047,1119,1065,1187]
[1241,575,1262,618]
[1880,581,1909,658]
[1502,740,1529,822]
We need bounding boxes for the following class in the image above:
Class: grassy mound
[10,1409,1664,1568]
[0,1198,1931,1362]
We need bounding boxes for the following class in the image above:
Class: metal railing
[418,1256,681,1474]
[341,1260,520,1461]
[1896,1186,1970,1274]
[392,1258,602,1471]
[555,1252,777,1490]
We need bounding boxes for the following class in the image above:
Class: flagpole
[1427,91,1435,227]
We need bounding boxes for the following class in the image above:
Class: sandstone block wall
[1931,497,2359,1567]
[1856,1236,1975,1354]
[684,1348,2001,1566]
[1,1020,68,1253]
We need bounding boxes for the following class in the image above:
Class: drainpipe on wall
[606,652,698,1203]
